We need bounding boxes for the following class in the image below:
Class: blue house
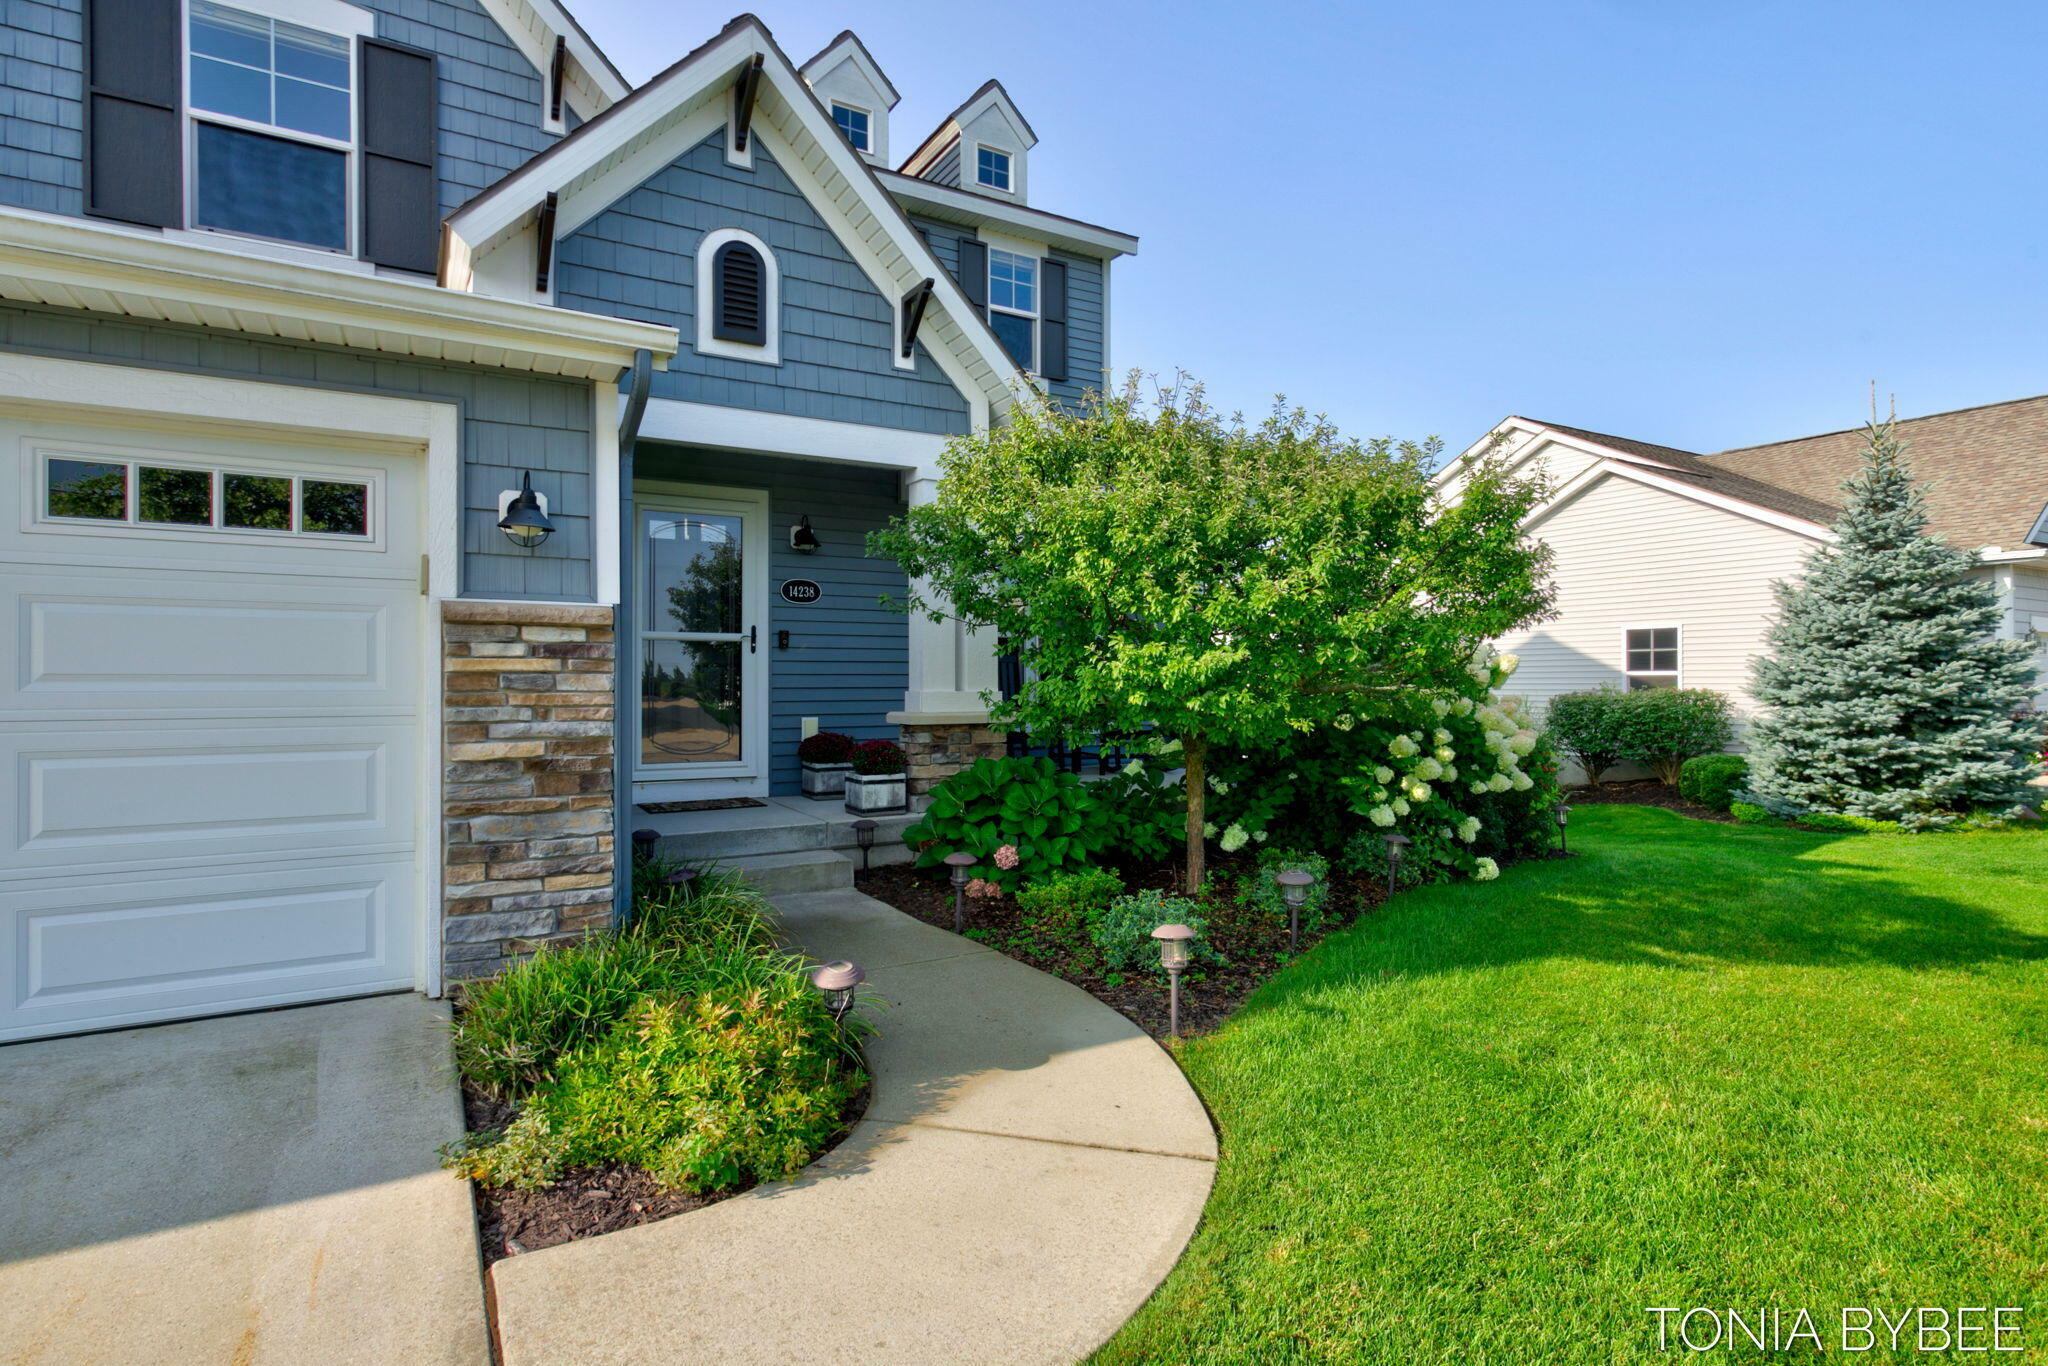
[0,2,1136,1035]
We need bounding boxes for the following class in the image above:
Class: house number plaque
[779,579,823,604]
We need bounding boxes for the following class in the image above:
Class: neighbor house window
[1624,626,1680,689]
[975,145,1011,191]
[987,247,1036,371]
[188,0,355,251]
[831,102,870,152]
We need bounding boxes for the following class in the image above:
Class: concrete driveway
[0,995,488,1366]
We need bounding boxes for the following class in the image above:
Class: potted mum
[843,738,908,815]
[798,730,857,799]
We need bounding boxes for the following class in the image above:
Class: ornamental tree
[1747,418,2040,821]
[868,379,1555,890]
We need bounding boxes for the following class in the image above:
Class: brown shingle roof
[1699,395,2048,549]
[1519,419,1841,528]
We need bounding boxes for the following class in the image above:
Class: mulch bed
[458,1075,868,1267]
[858,854,1406,1040]
[1567,779,1735,823]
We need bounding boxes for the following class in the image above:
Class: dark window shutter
[956,237,988,313]
[1040,258,1068,383]
[359,39,438,274]
[84,0,180,227]
[712,241,767,344]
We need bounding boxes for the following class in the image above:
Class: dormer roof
[899,78,1037,178]
[799,30,900,109]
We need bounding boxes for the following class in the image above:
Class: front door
[634,487,769,794]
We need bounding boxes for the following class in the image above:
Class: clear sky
[567,0,2048,457]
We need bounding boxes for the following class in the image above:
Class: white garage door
[0,413,423,1042]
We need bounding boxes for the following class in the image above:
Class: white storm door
[633,487,769,787]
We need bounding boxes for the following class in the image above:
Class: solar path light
[1152,923,1197,1037]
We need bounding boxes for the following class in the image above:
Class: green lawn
[1098,805,2048,1364]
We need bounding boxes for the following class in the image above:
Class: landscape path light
[665,867,700,898]
[1275,868,1315,955]
[631,828,659,862]
[1554,802,1572,856]
[1152,923,1196,1038]
[944,852,978,934]
[852,818,877,871]
[1382,831,1412,898]
[809,960,865,1025]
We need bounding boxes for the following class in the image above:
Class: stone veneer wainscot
[441,601,617,981]
[898,720,1006,798]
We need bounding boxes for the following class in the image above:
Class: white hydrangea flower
[1334,714,1355,731]
[1392,797,1410,816]
[1374,765,1396,784]
[1442,763,1459,782]
[1388,735,1419,759]
[1123,759,1145,778]
[1407,782,1434,803]
[1511,772,1534,791]
[1220,823,1249,853]
[1474,857,1500,882]
[1471,782,1489,796]
[1208,776,1232,794]
[1412,757,1443,781]
[1431,698,1451,718]
[1453,697,1475,716]
[1433,728,1451,746]
[1509,732,1537,756]
[1458,816,1481,843]
[1434,746,1457,764]
[1369,805,1396,827]
[1495,653,1520,679]
[1202,821,1218,838]
[1253,830,1267,843]
[1488,773,1514,793]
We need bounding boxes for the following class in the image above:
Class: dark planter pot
[844,771,907,815]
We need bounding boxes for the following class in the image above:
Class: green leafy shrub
[1731,800,1774,825]
[796,731,855,764]
[1014,868,1124,954]
[1794,811,1902,835]
[1678,754,1749,812]
[1546,689,1630,785]
[850,738,905,774]
[444,986,860,1193]
[1615,688,1734,784]
[1245,848,1332,936]
[903,756,1107,890]
[1088,889,1221,975]
[1089,760,1185,865]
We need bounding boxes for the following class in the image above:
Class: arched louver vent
[712,241,767,345]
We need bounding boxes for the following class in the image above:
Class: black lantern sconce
[789,514,821,554]
[497,470,556,550]
[1382,831,1412,898]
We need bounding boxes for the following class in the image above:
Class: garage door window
[43,455,371,539]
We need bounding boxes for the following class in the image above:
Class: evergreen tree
[1747,418,2040,820]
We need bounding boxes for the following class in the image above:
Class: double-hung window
[187,0,355,252]
[1624,626,1680,690]
[975,145,1011,191]
[987,247,1036,372]
[831,102,870,152]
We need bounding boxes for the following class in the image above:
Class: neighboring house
[0,3,1135,1039]
[1432,399,2048,780]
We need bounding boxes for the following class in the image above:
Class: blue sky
[570,1,2048,457]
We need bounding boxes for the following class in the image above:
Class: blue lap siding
[554,130,971,436]
[633,441,908,795]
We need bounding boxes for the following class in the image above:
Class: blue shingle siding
[0,0,85,214]
[0,300,596,600]
[634,441,909,796]
[0,0,555,222]
[555,131,972,436]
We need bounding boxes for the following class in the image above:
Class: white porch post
[892,468,998,721]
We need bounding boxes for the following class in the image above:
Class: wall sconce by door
[789,513,821,553]
[497,471,556,550]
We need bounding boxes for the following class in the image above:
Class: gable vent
[713,240,767,344]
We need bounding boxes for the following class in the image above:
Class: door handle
[749,625,757,654]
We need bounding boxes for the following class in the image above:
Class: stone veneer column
[898,721,1008,798]
[440,600,616,982]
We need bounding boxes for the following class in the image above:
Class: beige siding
[1496,471,1821,747]
[2007,564,2048,706]
[1438,436,1602,507]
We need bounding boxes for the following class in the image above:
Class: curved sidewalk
[490,887,1217,1366]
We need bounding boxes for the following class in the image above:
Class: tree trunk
[1182,732,1207,894]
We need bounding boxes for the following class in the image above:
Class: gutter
[611,348,655,931]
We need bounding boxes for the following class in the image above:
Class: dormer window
[831,102,871,153]
[187,0,354,252]
[975,145,1012,192]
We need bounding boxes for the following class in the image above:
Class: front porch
[633,794,924,894]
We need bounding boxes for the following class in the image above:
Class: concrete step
[652,808,922,863]
[728,849,855,895]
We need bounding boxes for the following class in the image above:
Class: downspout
[611,348,654,932]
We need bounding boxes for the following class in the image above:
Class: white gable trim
[1526,457,1836,543]
[472,0,628,122]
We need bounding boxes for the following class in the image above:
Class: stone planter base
[801,762,852,799]
[844,772,907,814]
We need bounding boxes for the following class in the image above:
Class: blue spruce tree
[1747,418,2039,821]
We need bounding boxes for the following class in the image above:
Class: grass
[1097,805,2048,1364]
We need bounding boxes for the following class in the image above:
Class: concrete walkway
[491,888,1218,1366]
[0,994,488,1366]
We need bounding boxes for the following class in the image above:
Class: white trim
[875,170,1136,260]
[1621,623,1683,689]
[0,204,675,378]
[630,483,771,795]
[470,0,627,122]
[1525,457,1836,543]
[200,0,373,37]
[0,350,459,998]
[636,396,950,470]
[694,227,780,365]
[973,143,1014,194]
[1981,546,2048,563]
[829,99,873,153]
[593,379,620,604]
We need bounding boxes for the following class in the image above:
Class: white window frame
[974,143,1013,193]
[986,245,1038,376]
[182,0,374,257]
[694,226,781,366]
[830,100,872,153]
[1622,624,1682,690]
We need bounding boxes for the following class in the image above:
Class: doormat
[636,798,769,814]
